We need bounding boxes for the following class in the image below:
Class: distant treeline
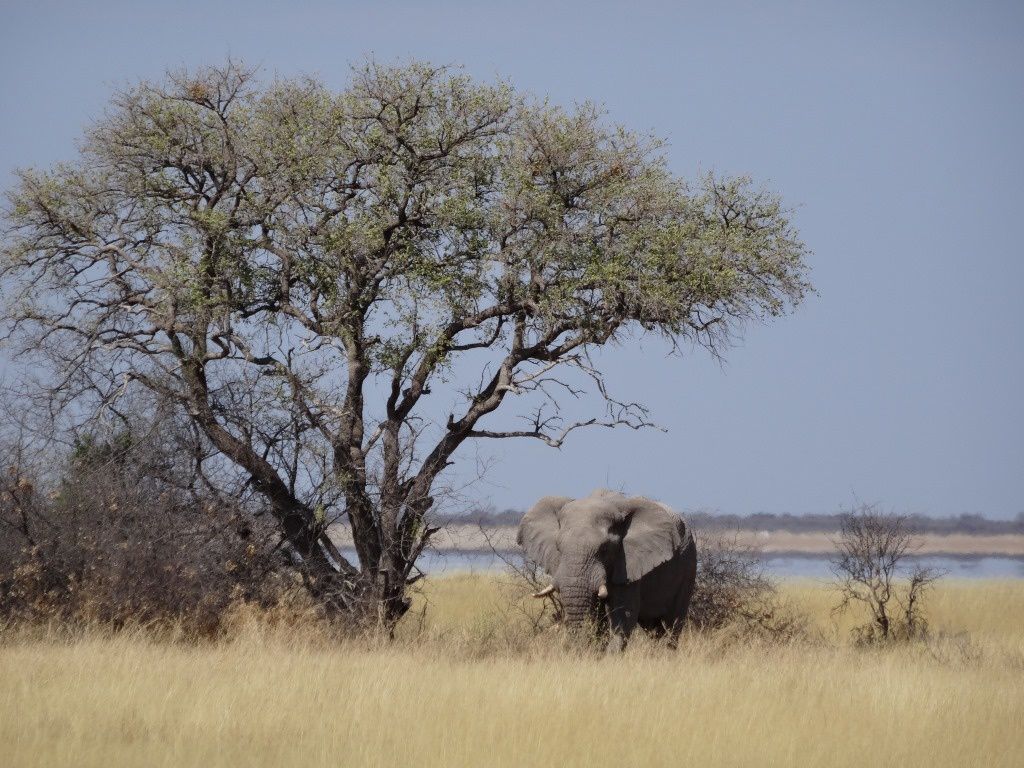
[441,509,1024,535]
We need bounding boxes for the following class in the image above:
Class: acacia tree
[1,61,810,624]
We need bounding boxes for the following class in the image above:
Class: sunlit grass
[781,577,1024,645]
[2,577,1022,768]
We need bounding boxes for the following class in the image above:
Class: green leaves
[1,57,810,396]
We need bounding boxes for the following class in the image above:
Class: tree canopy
[1,60,810,621]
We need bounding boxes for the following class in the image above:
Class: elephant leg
[605,632,625,654]
[640,618,679,649]
[663,583,696,650]
[664,542,698,651]
[664,618,684,650]
[606,594,639,654]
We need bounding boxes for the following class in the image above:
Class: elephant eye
[608,519,629,538]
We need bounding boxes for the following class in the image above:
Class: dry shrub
[830,502,942,645]
[0,432,303,638]
[689,532,807,642]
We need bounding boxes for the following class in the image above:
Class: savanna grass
[2,577,1022,768]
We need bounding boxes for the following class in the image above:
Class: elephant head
[517,489,688,628]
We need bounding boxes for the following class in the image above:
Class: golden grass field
[2,577,1023,768]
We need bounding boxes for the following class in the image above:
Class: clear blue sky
[2,1,1022,517]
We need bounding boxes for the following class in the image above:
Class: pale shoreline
[329,525,1024,558]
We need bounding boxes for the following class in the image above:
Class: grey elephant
[518,489,697,652]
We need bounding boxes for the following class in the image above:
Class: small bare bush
[830,502,942,644]
[690,532,806,641]
[480,525,564,638]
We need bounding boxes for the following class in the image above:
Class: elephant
[517,489,697,652]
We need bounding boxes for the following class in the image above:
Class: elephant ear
[517,496,572,575]
[612,497,688,584]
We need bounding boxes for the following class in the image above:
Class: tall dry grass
[2,577,1023,768]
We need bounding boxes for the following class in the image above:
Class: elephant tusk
[533,584,557,598]
[597,583,608,599]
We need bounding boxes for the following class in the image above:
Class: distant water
[756,554,1024,579]
[339,549,1024,579]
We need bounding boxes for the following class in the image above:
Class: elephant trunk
[557,572,604,629]
[561,591,598,628]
